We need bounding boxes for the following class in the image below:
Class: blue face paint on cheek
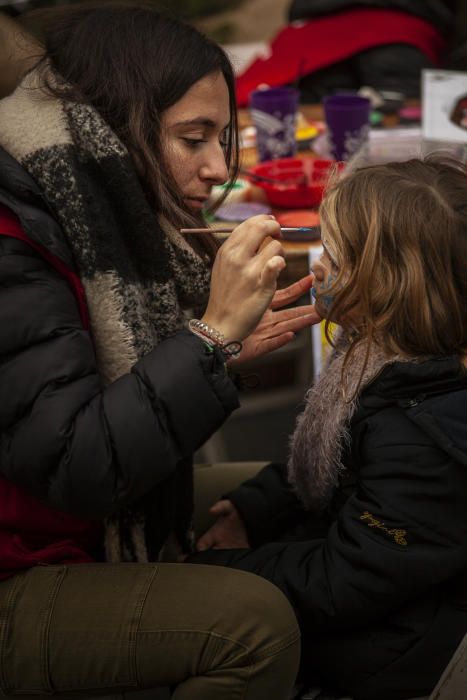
[320,294,335,308]
[316,275,337,311]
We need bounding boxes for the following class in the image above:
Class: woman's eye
[183,138,206,148]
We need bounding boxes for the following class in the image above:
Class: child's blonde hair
[319,155,467,361]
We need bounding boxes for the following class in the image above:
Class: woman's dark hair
[23,1,239,258]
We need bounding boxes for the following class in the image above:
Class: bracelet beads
[188,319,242,360]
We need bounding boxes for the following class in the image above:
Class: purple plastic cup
[250,87,299,162]
[323,95,371,161]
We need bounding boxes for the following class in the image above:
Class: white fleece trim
[83,273,138,385]
[0,70,71,159]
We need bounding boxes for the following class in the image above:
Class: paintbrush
[180,226,321,239]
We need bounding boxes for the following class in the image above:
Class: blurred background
[2,1,466,101]
[1,0,466,56]
[0,0,290,43]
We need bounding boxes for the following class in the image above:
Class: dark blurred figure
[236,0,467,105]
[445,0,467,71]
[288,0,462,101]
[0,0,41,18]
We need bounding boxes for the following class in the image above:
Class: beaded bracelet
[188,319,242,360]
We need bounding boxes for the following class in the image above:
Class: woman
[194,156,467,700]
[0,3,321,698]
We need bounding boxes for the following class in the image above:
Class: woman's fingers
[203,215,323,342]
[270,274,315,309]
[254,237,286,290]
[261,255,287,292]
[273,310,321,335]
[256,331,295,355]
[260,305,321,335]
[228,215,281,256]
[248,313,317,353]
[275,304,317,321]
[253,240,286,281]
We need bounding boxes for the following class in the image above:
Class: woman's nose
[200,144,229,185]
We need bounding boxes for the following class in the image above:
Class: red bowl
[246,157,340,208]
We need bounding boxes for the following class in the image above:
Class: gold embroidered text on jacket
[360,511,408,546]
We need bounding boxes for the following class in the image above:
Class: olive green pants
[0,463,299,700]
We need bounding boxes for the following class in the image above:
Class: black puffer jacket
[0,147,239,560]
[193,358,467,699]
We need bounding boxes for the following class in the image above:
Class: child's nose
[311,260,326,281]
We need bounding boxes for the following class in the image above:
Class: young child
[192,155,467,700]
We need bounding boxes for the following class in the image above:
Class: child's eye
[322,246,339,271]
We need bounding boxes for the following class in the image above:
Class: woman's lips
[184,197,208,210]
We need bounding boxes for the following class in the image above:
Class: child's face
[311,242,339,318]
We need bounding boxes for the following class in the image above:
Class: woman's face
[161,71,231,212]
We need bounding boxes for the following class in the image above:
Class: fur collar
[288,332,417,511]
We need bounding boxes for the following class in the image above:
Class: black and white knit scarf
[0,68,212,562]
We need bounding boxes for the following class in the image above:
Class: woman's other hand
[230,274,321,365]
[201,215,285,342]
[197,499,249,551]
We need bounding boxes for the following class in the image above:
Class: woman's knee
[219,567,300,658]
[135,564,300,693]
[207,569,301,696]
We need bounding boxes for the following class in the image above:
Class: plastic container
[246,157,341,208]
